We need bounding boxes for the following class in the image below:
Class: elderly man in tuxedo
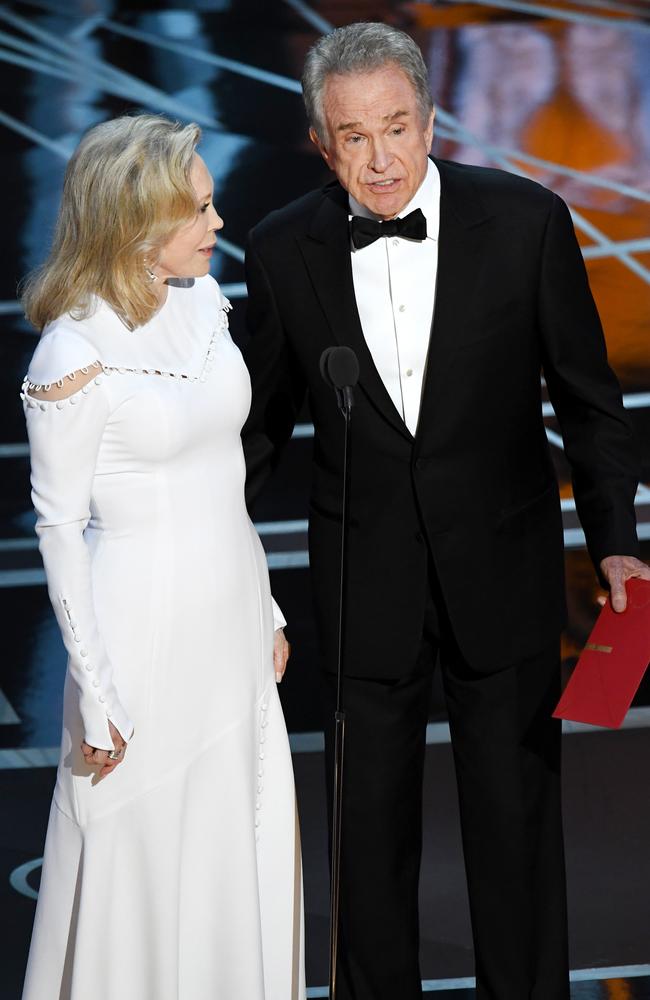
[242,22,648,1000]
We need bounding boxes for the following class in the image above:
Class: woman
[20,114,305,1000]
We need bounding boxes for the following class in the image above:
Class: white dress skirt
[21,275,305,1000]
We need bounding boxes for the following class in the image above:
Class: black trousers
[323,586,569,1000]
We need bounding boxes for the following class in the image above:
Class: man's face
[311,63,434,221]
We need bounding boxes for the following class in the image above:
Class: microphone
[320,346,360,413]
[319,346,360,998]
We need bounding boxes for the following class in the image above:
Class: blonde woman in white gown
[19,114,305,1000]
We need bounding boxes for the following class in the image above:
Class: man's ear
[309,127,332,169]
[425,108,435,154]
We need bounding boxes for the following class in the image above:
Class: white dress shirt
[349,159,440,436]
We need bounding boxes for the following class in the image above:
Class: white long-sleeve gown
[21,275,305,1000]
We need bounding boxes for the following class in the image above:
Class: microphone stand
[329,386,352,1000]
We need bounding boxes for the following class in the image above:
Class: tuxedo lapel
[416,160,497,443]
[297,183,413,442]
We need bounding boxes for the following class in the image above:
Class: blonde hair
[21,114,202,331]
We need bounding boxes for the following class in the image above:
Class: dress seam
[68,689,274,830]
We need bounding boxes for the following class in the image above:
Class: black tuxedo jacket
[242,158,640,678]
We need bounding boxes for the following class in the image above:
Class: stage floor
[2,724,649,996]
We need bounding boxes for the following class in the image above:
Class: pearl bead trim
[61,597,111,718]
[22,362,103,398]
[255,697,269,844]
[21,309,228,408]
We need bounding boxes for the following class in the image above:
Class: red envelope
[553,577,650,729]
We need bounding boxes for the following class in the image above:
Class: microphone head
[319,347,337,388]
[322,346,360,389]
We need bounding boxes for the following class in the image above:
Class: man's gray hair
[302,22,434,142]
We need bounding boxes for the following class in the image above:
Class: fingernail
[276,672,283,683]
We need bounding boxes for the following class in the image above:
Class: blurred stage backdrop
[0,1,649,997]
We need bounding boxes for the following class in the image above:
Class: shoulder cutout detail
[24,363,103,401]
[22,364,106,409]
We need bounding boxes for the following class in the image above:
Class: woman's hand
[274,628,291,683]
[81,721,128,778]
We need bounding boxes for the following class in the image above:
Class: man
[242,22,648,1000]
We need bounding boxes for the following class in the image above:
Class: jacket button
[415,458,427,471]
[415,532,424,543]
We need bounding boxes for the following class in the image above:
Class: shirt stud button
[392,239,399,247]
[399,304,406,313]
[405,369,413,377]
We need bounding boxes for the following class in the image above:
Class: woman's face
[153,154,223,282]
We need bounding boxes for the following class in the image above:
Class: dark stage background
[0,1,649,997]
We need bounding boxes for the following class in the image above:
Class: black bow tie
[349,208,427,250]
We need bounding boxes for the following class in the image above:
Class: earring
[143,261,158,282]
